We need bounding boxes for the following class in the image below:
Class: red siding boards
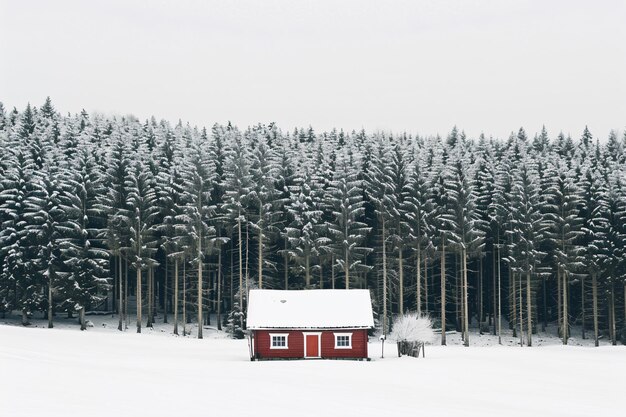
[253,329,369,360]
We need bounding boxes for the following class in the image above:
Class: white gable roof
[246,289,374,330]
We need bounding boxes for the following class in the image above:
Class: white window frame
[334,332,353,349]
[269,333,289,350]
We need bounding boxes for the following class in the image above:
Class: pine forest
[1,98,625,347]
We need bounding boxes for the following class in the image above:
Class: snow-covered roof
[246,289,374,330]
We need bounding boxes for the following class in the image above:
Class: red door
[305,334,319,357]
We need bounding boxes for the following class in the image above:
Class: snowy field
[1,317,624,417]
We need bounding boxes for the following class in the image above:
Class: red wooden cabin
[246,289,374,360]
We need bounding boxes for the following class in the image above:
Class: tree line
[0,98,625,346]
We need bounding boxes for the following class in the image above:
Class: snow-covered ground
[1,316,624,417]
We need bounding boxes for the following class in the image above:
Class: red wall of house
[254,330,305,359]
[253,329,369,360]
[320,329,368,358]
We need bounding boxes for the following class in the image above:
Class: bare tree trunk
[542,276,547,332]
[245,221,249,300]
[345,244,350,290]
[518,272,523,346]
[206,262,210,326]
[610,284,616,345]
[183,262,187,336]
[163,257,168,324]
[416,243,421,315]
[592,272,598,347]
[557,268,562,337]
[118,255,123,331]
[581,276,586,339]
[80,307,86,331]
[238,213,243,329]
[497,243,502,345]
[456,252,462,334]
[492,246,497,335]
[381,217,387,336]
[124,259,129,330]
[562,269,568,345]
[48,277,53,329]
[147,267,153,328]
[305,253,311,288]
[198,236,203,339]
[284,239,289,290]
[152,267,156,324]
[398,244,404,316]
[511,269,517,338]
[331,255,335,289]
[526,271,532,347]
[424,255,429,314]
[463,250,469,347]
[217,248,222,331]
[441,238,446,346]
[479,257,483,334]
[174,258,179,335]
[230,240,234,309]
[136,268,142,333]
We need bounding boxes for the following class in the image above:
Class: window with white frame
[269,334,289,349]
[334,332,352,349]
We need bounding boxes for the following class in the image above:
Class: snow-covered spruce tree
[474,137,497,334]
[615,174,626,344]
[310,135,337,289]
[98,133,131,330]
[532,139,555,333]
[60,148,109,330]
[447,154,485,346]
[581,166,610,346]
[506,158,546,346]
[605,130,623,164]
[157,162,185,331]
[17,103,36,141]
[122,161,159,333]
[604,171,626,345]
[404,145,435,316]
[0,102,7,131]
[0,145,40,325]
[161,165,189,335]
[493,144,519,339]
[248,130,278,289]
[430,142,459,346]
[154,128,178,325]
[207,125,232,330]
[22,158,67,328]
[387,142,411,317]
[179,141,217,339]
[326,151,372,290]
[365,137,394,335]
[222,129,253,328]
[285,168,323,288]
[272,135,300,290]
[532,125,551,154]
[544,159,584,344]
[0,125,11,317]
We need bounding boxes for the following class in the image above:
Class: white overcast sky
[1,0,625,140]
